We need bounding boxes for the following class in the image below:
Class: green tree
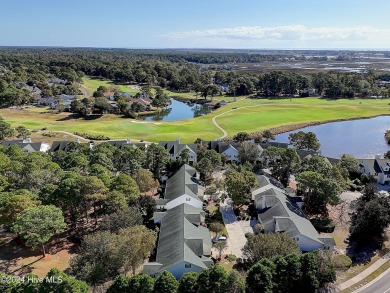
[107,275,130,293]
[349,185,390,246]
[103,191,127,214]
[118,226,157,275]
[196,158,214,183]
[69,230,123,284]
[70,231,120,284]
[154,271,179,293]
[233,132,251,142]
[12,205,66,257]
[384,150,390,159]
[238,141,260,164]
[134,168,158,194]
[127,274,155,293]
[0,191,40,225]
[288,131,320,151]
[15,125,31,138]
[297,171,341,217]
[339,154,359,173]
[94,96,110,114]
[152,88,170,107]
[226,270,245,293]
[178,272,199,293]
[41,268,90,293]
[197,265,229,293]
[213,240,228,258]
[113,145,146,176]
[100,206,142,233]
[225,169,259,205]
[209,222,225,237]
[145,144,170,178]
[246,261,274,293]
[262,130,275,142]
[271,148,301,186]
[0,118,15,141]
[111,174,140,200]
[273,254,302,293]
[242,233,300,266]
[299,253,320,293]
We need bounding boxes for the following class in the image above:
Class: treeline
[1,49,390,109]
[106,250,335,293]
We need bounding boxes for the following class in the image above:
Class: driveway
[219,199,254,258]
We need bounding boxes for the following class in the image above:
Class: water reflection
[141,98,213,121]
[275,116,390,159]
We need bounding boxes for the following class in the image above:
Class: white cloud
[164,25,390,44]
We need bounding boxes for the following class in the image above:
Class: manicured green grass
[1,98,389,143]
[216,99,390,134]
[81,77,140,95]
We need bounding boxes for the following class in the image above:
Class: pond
[140,98,213,121]
[274,116,390,159]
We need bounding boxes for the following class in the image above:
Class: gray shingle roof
[164,164,203,202]
[375,159,390,174]
[257,187,333,247]
[146,203,211,275]
[359,159,376,175]
[2,141,44,152]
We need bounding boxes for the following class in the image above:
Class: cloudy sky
[1,0,390,49]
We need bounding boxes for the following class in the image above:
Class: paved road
[356,268,390,293]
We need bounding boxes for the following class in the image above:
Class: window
[185,263,191,268]
[296,237,299,241]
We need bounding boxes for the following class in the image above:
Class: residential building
[2,139,50,153]
[159,139,198,165]
[103,92,116,101]
[253,177,335,252]
[358,156,390,185]
[143,203,212,279]
[156,164,204,210]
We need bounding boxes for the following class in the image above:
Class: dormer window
[186,198,191,201]
[185,263,191,268]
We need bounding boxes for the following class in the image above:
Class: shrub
[73,132,110,140]
[333,255,352,270]
[310,218,336,233]
[226,254,237,262]
[42,131,57,137]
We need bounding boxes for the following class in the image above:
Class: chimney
[176,137,181,144]
[74,138,80,143]
[126,138,131,144]
[23,138,32,143]
[375,154,382,160]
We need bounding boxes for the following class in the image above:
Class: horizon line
[0,45,390,52]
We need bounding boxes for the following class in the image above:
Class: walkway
[219,199,254,258]
[339,253,390,291]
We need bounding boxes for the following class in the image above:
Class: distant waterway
[275,116,390,159]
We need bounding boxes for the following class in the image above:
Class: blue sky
[1,0,390,49]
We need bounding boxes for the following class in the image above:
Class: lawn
[81,77,140,96]
[1,98,389,143]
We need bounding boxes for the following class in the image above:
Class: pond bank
[256,114,390,136]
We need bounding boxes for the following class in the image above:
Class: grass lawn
[1,98,389,143]
[340,260,390,293]
[81,77,140,96]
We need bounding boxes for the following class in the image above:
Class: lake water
[141,98,213,121]
[275,116,390,159]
